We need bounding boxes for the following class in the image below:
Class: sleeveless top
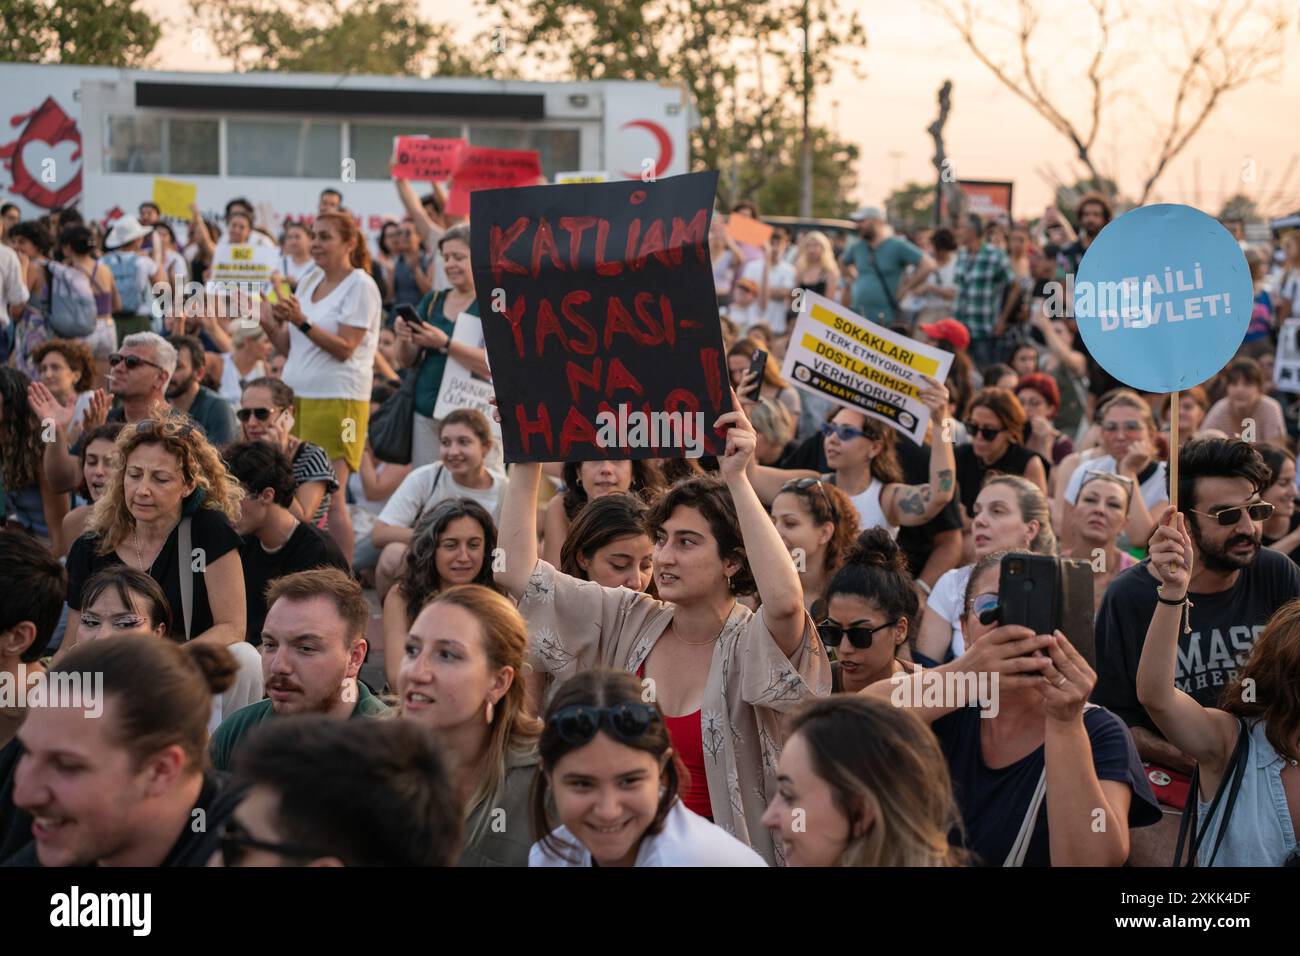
[636,662,712,820]
[83,260,112,317]
[827,473,898,538]
[1196,719,1298,867]
[955,442,1043,516]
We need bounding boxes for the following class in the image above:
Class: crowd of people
[0,179,1297,869]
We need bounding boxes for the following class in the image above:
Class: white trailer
[0,64,693,235]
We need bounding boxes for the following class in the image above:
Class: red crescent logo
[619,120,673,180]
[0,96,83,210]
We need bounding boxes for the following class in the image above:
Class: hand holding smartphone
[741,349,768,401]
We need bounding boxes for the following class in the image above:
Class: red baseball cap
[919,318,970,351]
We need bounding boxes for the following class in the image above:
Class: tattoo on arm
[938,469,954,493]
[897,488,926,516]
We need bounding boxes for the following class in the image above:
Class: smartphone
[997,553,1096,666]
[742,349,768,401]
[394,304,422,327]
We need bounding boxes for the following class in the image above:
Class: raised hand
[27,381,73,431]
[1148,506,1192,598]
[916,374,950,420]
[714,387,757,482]
[957,624,1053,692]
[1036,630,1097,723]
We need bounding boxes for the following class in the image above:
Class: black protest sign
[470,172,731,463]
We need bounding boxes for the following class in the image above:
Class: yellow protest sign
[151,178,197,219]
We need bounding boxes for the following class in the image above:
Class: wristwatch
[297,319,314,335]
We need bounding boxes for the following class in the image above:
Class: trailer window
[227,120,342,179]
[105,117,218,175]
[468,127,580,180]
[350,123,463,180]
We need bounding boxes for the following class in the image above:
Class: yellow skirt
[293,398,369,472]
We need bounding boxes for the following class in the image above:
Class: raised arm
[1136,510,1240,775]
[29,382,82,494]
[496,460,542,601]
[1038,631,1133,866]
[390,150,443,247]
[882,377,954,527]
[716,392,804,657]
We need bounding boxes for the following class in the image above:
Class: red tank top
[638,663,712,820]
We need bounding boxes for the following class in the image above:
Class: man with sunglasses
[213,716,461,867]
[1093,437,1300,862]
[38,332,182,494]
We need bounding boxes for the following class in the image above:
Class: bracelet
[917,580,933,596]
[1155,586,1194,634]
[1155,592,1187,606]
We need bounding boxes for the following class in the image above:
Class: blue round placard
[1073,204,1252,392]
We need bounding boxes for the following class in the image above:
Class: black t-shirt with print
[66,508,242,639]
[1092,549,1300,735]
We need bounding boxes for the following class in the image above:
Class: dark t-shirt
[1262,512,1300,565]
[933,705,1162,867]
[1092,550,1300,734]
[184,386,238,448]
[0,737,28,862]
[65,508,243,639]
[241,521,349,645]
[896,434,962,579]
[2,770,243,867]
[954,442,1045,516]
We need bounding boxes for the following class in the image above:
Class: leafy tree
[886,181,936,231]
[482,0,867,207]
[1219,193,1260,224]
[0,0,160,66]
[745,124,859,218]
[190,0,472,76]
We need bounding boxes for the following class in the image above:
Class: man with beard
[208,568,388,772]
[841,207,935,328]
[166,335,237,446]
[1092,437,1300,862]
[1054,193,1121,408]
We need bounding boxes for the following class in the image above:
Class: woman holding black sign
[494,393,831,865]
[394,225,491,469]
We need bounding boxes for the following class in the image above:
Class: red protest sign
[393,137,465,182]
[446,146,542,217]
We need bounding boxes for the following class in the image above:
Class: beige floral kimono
[520,559,832,866]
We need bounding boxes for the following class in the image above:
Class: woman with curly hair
[0,367,70,553]
[31,338,98,443]
[62,413,246,654]
[769,476,860,617]
[540,459,662,566]
[381,498,499,691]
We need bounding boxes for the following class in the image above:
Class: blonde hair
[788,697,966,867]
[1099,389,1157,438]
[427,585,541,847]
[88,413,243,555]
[795,230,841,286]
[980,474,1057,554]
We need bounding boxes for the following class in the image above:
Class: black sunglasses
[548,703,661,747]
[236,406,278,423]
[780,477,835,514]
[1190,502,1274,526]
[218,820,326,867]
[818,618,899,650]
[108,352,163,372]
[965,422,1006,441]
[821,421,880,442]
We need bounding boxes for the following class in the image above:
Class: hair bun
[843,528,910,574]
[185,642,237,695]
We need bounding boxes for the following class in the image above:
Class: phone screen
[395,305,421,326]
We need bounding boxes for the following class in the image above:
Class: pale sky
[145,0,1300,219]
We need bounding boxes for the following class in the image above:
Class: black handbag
[368,361,421,464]
[1172,716,1250,867]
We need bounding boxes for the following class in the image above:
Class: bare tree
[930,0,1290,204]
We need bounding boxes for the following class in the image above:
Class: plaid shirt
[954,243,1015,340]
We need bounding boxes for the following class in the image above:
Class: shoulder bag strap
[864,242,901,318]
[1177,716,1251,867]
[1199,717,1251,867]
[410,465,443,531]
[1005,703,1099,867]
[178,516,194,640]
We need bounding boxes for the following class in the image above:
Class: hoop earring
[485,699,494,725]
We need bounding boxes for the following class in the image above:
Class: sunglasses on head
[548,703,661,747]
[818,618,899,650]
[780,477,834,512]
[108,353,163,372]
[236,406,279,423]
[821,422,880,442]
[1190,502,1274,526]
[134,418,195,439]
[965,422,1006,441]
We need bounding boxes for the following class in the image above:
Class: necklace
[668,612,732,647]
[132,528,151,572]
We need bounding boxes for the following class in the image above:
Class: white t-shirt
[281,268,382,401]
[843,478,898,538]
[1063,454,1168,509]
[377,462,507,528]
[218,356,269,405]
[1275,267,1300,308]
[529,800,767,867]
[927,564,974,659]
[740,256,796,332]
[281,255,317,288]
